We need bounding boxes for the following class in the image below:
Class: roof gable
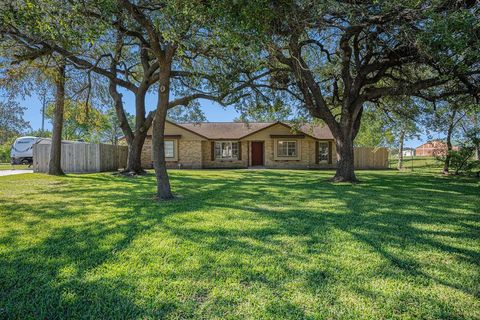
[147,120,210,139]
[158,121,334,140]
[174,122,274,140]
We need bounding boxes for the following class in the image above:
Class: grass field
[388,156,440,171]
[1,168,479,319]
[0,163,31,170]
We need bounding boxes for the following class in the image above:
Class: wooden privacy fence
[33,143,128,173]
[354,147,388,169]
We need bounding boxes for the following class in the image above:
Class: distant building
[415,140,459,157]
[402,149,415,157]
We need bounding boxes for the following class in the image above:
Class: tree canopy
[215,0,480,181]
[0,99,30,144]
[0,0,479,186]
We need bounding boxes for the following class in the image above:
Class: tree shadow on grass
[0,171,269,318]
[0,170,478,318]
[160,170,479,317]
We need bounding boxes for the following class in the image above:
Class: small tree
[0,56,67,175]
[354,106,394,148]
[446,138,480,176]
[45,99,107,142]
[0,4,98,175]
[354,98,420,170]
[0,99,31,164]
[0,100,31,144]
[100,106,134,145]
[423,96,476,174]
[386,98,421,170]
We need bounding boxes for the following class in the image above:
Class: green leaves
[0,100,31,144]
[417,7,480,72]
[45,99,107,142]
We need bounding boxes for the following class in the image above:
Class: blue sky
[17,89,433,148]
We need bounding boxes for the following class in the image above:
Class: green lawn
[1,169,479,319]
[0,163,31,170]
[388,156,441,172]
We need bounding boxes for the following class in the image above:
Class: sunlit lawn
[0,163,30,170]
[388,156,440,171]
[0,167,479,319]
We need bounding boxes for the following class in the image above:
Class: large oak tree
[2,0,263,199]
[223,0,479,182]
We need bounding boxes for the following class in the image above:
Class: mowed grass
[0,168,479,319]
[0,163,30,170]
[388,156,441,172]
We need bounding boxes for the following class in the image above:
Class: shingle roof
[297,123,334,140]
[173,121,334,140]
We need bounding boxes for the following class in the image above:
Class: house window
[165,140,175,158]
[318,142,329,162]
[277,141,297,157]
[215,141,239,159]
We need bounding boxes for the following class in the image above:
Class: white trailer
[10,136,55,165]
[10,136,41,165]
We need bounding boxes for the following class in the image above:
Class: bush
[0,144,11,163]
[447,148,480,176]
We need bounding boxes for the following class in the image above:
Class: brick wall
[263,139,336,169]
[201,141,249,168]
[141,137,153,168]
[142,137,204,169]
[139,125,391,169]
[415,141,458,157]
[167,140,203,169]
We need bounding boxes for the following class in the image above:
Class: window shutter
[238,142,242,160]
[315,141,319,164]
[211,141,215,161]
[328,141,333,164]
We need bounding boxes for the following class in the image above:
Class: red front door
[251,141,264,166]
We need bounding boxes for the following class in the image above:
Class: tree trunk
[152,61,174,200]
[332,133,357,182]
[123,133,147,174]
[152,107,172,200]
[109,79,152,175]
[48,63,65,176]
[443,138,452,174]
[328,105,363,183]
[473,113,480,161]
[443,110,456,174]
[397,129,405,170]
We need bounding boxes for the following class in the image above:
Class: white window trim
[215,141,239,160]
[318,141,329,163]
[274,139,301,160]
[164,139,178,161]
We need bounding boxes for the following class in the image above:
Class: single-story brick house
[416,140,459,157]
[141,121,337,169]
